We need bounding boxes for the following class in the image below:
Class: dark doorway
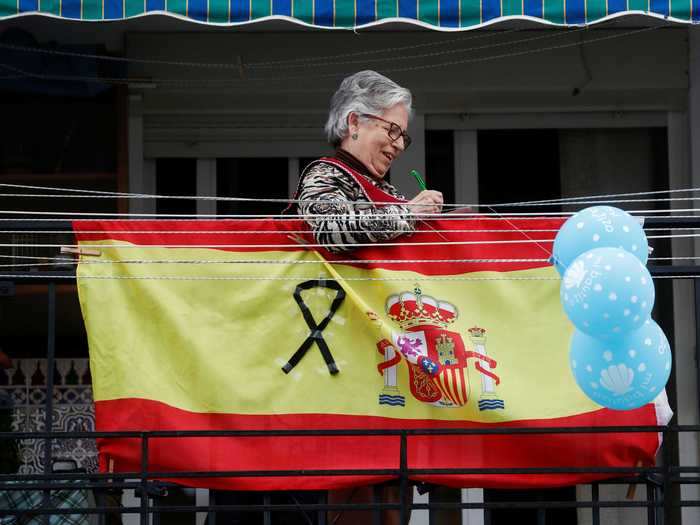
[156,158,197,216]
[425,129,456,205]
[478,129,561,214]
[217,158,288,216]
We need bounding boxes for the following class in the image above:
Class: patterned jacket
[296,156,416,252]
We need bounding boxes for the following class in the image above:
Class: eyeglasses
[360,114,412,150]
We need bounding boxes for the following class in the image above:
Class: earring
[351,133,358,140]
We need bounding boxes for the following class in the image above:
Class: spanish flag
[73,217,671,490]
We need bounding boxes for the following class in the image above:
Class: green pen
[410,169,427,191]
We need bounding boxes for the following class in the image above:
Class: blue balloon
[552,206,648,276]
[569,320,672,410]
[560,247,654,338]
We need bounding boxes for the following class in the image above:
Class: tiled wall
[0,358,98,473]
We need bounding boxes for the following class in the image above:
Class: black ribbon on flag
[282,279,346,376]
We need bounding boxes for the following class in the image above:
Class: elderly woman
[294,70,442,524]
[295,70,443,250]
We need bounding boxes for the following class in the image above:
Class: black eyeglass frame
[359,113,412,150]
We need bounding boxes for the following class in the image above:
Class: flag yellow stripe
[78,240,595,423]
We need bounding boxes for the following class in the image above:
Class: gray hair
[325,70,413,146]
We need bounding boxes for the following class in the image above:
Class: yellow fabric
[77,241,598,422]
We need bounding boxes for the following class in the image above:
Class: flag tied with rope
[73,217,671,490]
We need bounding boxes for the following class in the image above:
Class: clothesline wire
[287,27,661,81]
[0,228,565,234]
[0,273,564,282]
[501,187,700,206]
[0,28,590,83]
[4,190,700,208]
[3,183,700,209]
[0,210,571,218]
[245,28,588,70]
[650,233,700,239]
[0,230,689,249]
[0,259,692,270]
[0,28,521,70]
[446,196,700,208]
[0,216,576,222]
[0,27,659,87]
[0,254,541,262]
[0,239,566,248]
[0,181,691,205]
[249,29,526,67]
[0,254,694,265]
[0,209,696,219]
[1,227,697,235]
[0,232,691,249]
[0,258,552,268]
[2,215,700,222]
[0,273,692,282]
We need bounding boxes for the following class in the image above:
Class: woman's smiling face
[347,104,409,179]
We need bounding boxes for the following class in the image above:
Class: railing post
[263,493,272,525]
[536,506,546,525]
[428,487,435,525]
[317,489,328,525]
[484,494,492,525]
[662,445,670,525]
[96,489,107,525]
[646,480,657,525]
[591,482,600,525]
[42,282,56,525]
[141,433,150,525]
[372,484,382,525]
[400,432,408,525]
[208,489,217,525]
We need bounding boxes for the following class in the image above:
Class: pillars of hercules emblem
[468,327,505,411]
[376,340,405,407]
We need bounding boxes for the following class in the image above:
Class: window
[217,158,288,217]
[155,158,197,216]
[425,130,455,205]
[478,130,561,214]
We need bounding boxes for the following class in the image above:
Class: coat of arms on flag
[376,286,503,410]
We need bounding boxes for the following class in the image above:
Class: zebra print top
[296,158,416,253]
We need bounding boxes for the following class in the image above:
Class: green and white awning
[0,0,697,29]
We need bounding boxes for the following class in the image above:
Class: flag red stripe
[95,398,659,491]
[72,218,563,276]
[459,369,468,405]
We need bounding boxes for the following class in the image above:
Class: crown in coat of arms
[385,285,458,329]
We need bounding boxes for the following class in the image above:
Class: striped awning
[0,0,697,29]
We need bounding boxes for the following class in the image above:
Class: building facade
[0,5,699,524]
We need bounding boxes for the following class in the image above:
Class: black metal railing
[1,426,699,524]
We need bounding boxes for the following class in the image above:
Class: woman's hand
[408,190,443,215]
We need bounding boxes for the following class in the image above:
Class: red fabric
[283,155,405,214]
[72,217,563,275]
[314,157,407,205]
[96,398,659,490]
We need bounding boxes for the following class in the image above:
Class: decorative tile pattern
[0,359,97,474]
